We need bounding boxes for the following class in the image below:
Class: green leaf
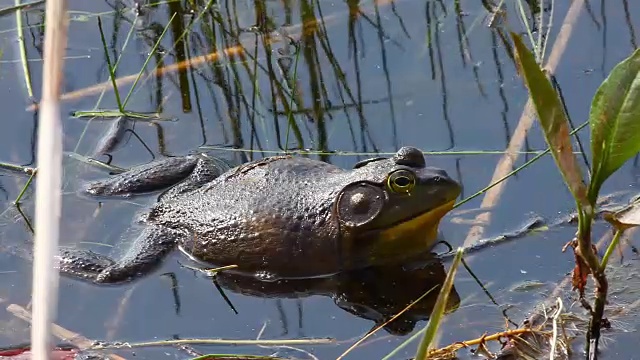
[510,33,588,207]
[590,48,640,200]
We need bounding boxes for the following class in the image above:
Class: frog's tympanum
[58,147,461,284]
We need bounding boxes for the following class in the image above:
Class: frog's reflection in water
[210,254,460,336]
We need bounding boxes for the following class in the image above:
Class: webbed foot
[57,248,115,281]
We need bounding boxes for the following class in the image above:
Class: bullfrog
[58,146,461,284]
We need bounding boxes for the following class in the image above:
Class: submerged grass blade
[414,247,464,359]
[65,151,127,173]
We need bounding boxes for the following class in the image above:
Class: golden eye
[387,170,416,194]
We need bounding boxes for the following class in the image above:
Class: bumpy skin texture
[59,147,461,284]
[150,157,347,277]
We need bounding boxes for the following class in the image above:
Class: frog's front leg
[85,156,201,197]
[85,154,232,198]
[58,226,182,284]
[158,154,233,201]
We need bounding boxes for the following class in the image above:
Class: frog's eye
[387,170,416,194]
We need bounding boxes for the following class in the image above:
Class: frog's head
[333,147,461,260]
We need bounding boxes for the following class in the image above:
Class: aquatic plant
[511,32,640,357]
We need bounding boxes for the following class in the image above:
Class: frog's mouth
[348,199,456,268]
[371,199,457,246]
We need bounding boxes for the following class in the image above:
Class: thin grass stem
[89,337,334,350]
[14,0,33,98]
[599,229,623,271]
[541,0,555,62]
[121,13,176,107]
[515,0,536,59]
[14,169,36,204]
[284,41,302,151]
[453,120,589,209]
[0,161,35,174]
[336,285,439,360]
[380,323,423,360]
[536,0,544,62]
[97,16,124,112]
[199,146,580,157]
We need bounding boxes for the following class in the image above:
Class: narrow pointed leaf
[510,33,588,206]
[414,248,464,359]
[590,48,640,199]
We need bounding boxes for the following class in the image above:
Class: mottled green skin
[58,147,461,284]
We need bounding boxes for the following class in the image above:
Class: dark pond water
[0,0,639,359]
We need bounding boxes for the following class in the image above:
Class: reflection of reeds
[622,0,637,49]
[24,0,536,163]
[426,2,454,150]
[183,0,398,157]
[26,0,420,158]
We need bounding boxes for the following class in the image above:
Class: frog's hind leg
[58,226,181,284]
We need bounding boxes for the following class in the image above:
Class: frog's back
[194,155,349,216]
[148,156,352,277]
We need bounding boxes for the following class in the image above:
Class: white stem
[31,1,68,358]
